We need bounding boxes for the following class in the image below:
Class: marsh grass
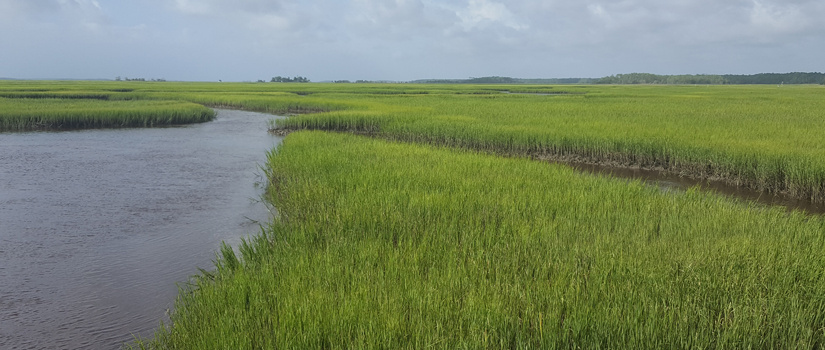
[272,85,825,202]
[0,98,215,131]
[5,81,825,348]
[130,131,825,349]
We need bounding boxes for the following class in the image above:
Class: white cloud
[172,0,324,44]
[2,0,825,80]
[174,0,212,15]
[562,0,825,47]
[58,0,102,10]
[456,0,528,31]
[246,13,292,31]
[350,0,430,27]
[0,0,58,22]
[0,0,108,30]
[345,0,456,42]
[749,0,809,35]
[59,0,108,30]
[174,0,288,16]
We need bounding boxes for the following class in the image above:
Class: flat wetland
[1,81,824,348]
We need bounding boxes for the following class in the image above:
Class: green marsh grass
[0,98,215,131]
[272,85,825,202]
[4,81,825,348]
[131,131,825,349]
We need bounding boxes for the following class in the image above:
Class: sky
[1,0,823,82]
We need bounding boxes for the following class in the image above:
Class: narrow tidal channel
[555,161,825,215]
[0,109,281,349]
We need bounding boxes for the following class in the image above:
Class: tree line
[595,72,825,85]
[115,77,166,82]
[270,76,310,83]
[410,73,824,85]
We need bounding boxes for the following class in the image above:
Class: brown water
[557,161,825,215]
[0,109,282,349]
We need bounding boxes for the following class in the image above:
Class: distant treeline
[411,76,595,84]
[333,80,376,83]
[271,76,310,83]
[411,73,825,85]
[595,72,825,85]
[115,77,167,82]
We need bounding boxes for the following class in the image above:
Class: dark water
[0,109,281,349]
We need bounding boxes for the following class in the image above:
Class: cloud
[172,0,329,45]
[173,0,212,15]
[0,0,59,22]
[345,0,455,43]
[748,0,814,36]
[174,0,286,15]
[493,0,823,52]
[59,0,109,30]
[0,0,108,30]
[456,0,528,31]
[2,0,825,80]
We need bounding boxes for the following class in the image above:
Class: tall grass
[272,85,825,202]
[131,131,825,349]
[144,92,355,115]
[0,98,215,131]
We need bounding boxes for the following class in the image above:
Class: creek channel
[551,160,825,215]
[0,109,282,349]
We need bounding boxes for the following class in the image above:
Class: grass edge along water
[0,98,215,131]
[129,131,825,349]
[4,81,825,206]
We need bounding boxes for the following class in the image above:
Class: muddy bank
[268,128,293,136]
[534,153,825,215]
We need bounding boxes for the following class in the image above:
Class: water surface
[0,109,281,349]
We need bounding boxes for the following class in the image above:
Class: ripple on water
[0,109,281,349]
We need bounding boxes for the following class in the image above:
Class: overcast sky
[1,0,823,81]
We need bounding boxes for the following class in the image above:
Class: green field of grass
[131,131,825,349]
[271,85,825,203]
[3,81,824,348]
